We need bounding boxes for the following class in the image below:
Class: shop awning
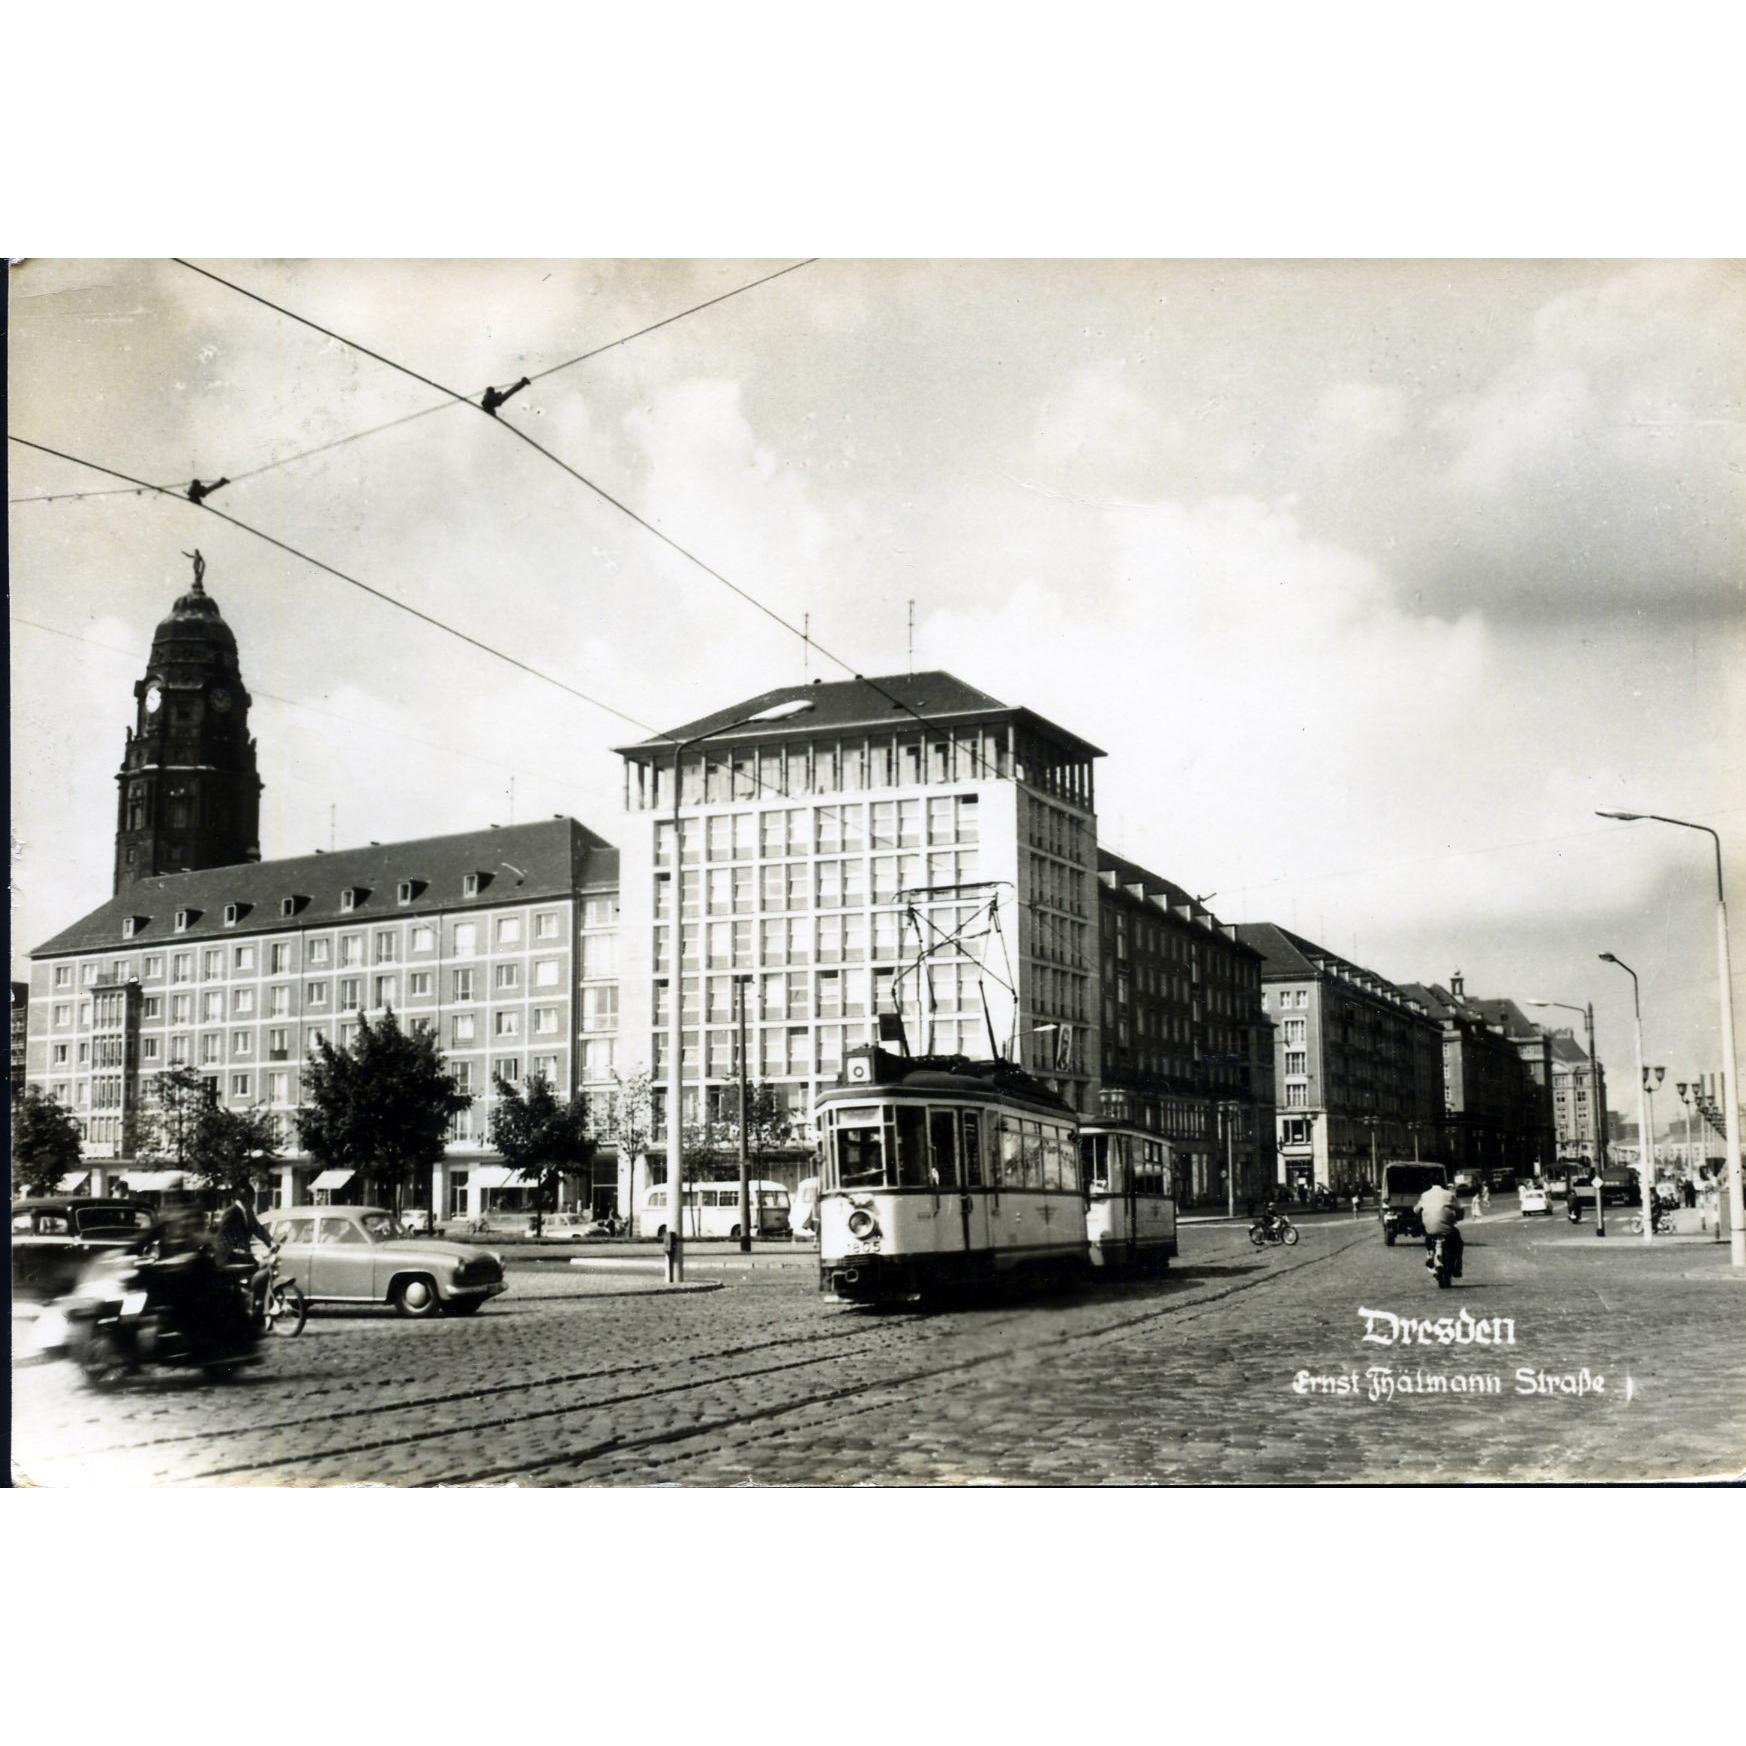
[467,1164,525,1190]
[58,1171,91,1192]
[114,1170,184,1192]
[310,1169,355,1191]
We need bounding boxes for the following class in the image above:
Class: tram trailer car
[814,1046,1177,1303]
[1078,1124,1179,1273]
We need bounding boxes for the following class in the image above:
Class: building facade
[27,819,620,1217]
[1236,924,1445,1193]
[612,674,1104,1192]
[1094,852,1274,1207]
[1396,975,1551,1180]
[1548,1028,1609,1167]
[113,554,262,894]
[10,981,27,1095]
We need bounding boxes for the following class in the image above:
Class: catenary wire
[8,261,816,505]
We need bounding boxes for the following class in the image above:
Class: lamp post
[1528,997,1605,1234]
[1598,811,1742,1263]
[1677,1080,1695,1184]
[735,972,754,1255]
[1643,1064,1665,1200]
[1598,954,1656,1243]
[661,698,814,1282]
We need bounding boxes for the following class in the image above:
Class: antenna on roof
[328,805,335,853]
[509,775,516,826]
[803,612,810,680]
[907,599,915,674]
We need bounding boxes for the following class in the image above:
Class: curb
[512,1280,723,1300]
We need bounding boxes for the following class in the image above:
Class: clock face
[144,685,163,715]
[212,687,232,713]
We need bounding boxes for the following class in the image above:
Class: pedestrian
[1351,1192,1360,1221]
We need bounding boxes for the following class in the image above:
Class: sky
[9,257,1744,1125]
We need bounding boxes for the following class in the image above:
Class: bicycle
[1628,1209,1677,1236]
[258,1245,307,1337]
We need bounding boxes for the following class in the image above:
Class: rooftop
[33,818,617,958]
[615,670,1105,761]
[1096,848,1252,949]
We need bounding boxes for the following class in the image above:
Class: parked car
[11,1199,156,1302]
[534,1213,614,1241]
[265,1205,507,1318]
[1519,1181,1552,1216]
[399,1207,437,1235]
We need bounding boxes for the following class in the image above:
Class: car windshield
[359,1212,399,1242]
[77,1207,153,1234]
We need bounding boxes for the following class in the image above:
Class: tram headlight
[846,1207,880,1240]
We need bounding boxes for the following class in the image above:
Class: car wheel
[729,1224,742,1239]
[655,1225,666,1241]
[393,1275,442,1319]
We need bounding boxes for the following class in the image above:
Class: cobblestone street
[12,1207,1746,1486]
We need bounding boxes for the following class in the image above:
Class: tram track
[414,1224,1376,1486]
[23,1225,1369,1486]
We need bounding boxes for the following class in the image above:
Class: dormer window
[122,916,138,940]
[462,872,482,898]
[174,908,194,933]
[280,895,304,920]
[396,879,421,905]
[341,888,358,913]
[223,903,240,927]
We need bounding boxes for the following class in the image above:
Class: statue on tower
[181,548,206,591]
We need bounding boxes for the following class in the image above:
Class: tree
[11,1085,84,1198]
[134,1067,217,1170]
[297,1010,471,1213]
[488,1073,597,1235]
[187,1105,283,1204]
[605,1068,653,1161]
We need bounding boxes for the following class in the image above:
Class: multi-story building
[1094,851,1274,1207]
[1548,1028,1608,1167]
[27,818,619,1218]
[10,981,28,1095]
[1236,924,1444,1193]
[612,673,1104,1196]
[1464,995,1557,1173]
[1396,974,1549,1180]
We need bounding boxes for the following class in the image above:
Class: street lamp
[1643,1064,1665,1195]
[1598,811,1743,1264]
[1526,998,1605,1235]
[734,972,755,1256]
[661,698,814,1282]
[1598,954,1656,1243]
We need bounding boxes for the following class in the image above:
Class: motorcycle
[35,1238,264,1390]
[1248,1215,1300,1248]
[1628,1206,1677,1235]
[1426,1230,1459,1289]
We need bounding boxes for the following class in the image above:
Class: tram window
[1081,1134,1107,1193]
[1021,1120,1043,1190]
[1060,1133,1080,1195]
[961,1112,983,1187]
[999,1118,1023,1188]
[893,1105,929,1187]
[928,1109,959,1189]
[835,1119,886,1189]
[1041,1125,1062,1191]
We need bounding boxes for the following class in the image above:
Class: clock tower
[113,551,263,893]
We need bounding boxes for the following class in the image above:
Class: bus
[637,1179,792,1240]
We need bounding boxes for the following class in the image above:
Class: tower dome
[113,551,263,892]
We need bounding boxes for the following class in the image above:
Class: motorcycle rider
[1256,1198,1284,1238]
[1413,1178,1464,1278]
[216,1190,275,1324]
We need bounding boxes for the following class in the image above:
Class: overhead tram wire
[168,260,1029,790]
[8,261,816,506]
[8,435,649,736]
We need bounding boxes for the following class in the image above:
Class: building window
[266,1029,287,1058]
[494,962,519,991]
[231,1073,252,1098]
[175,909,191,932]
[340,889,357,913]
[535,911,560,941]
[270,943,291,974]
[411,925,436,953]
[374,975,398,1008]
[375,931,397,963]
[306,981,330,1010]
[224,903,239,927]
[495,1010,520,1038]
[340,934,364,967]
[232,988,256,1017]
[234,944,256,973]
[122,917,137,940]
[584,897,614,928]
[453,968,475,1002]
[408,971,432,998]
[453,1015,477,1045]
[268,1071,290,1104]
[533,1007,559,1036]
[462,873,480,898]
[496,916,523,947]
[140,1037,159,1063]
[280,897,298,919]
[495,1056,523,1085]
[235,1031,256,1057]
[339,979,361,1012]
[533,958,561,989]
[454,922,478,956]
[397,880,414,905]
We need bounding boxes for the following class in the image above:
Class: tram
[1077,1122,1179,1273]
[815,1045,1088,1301]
